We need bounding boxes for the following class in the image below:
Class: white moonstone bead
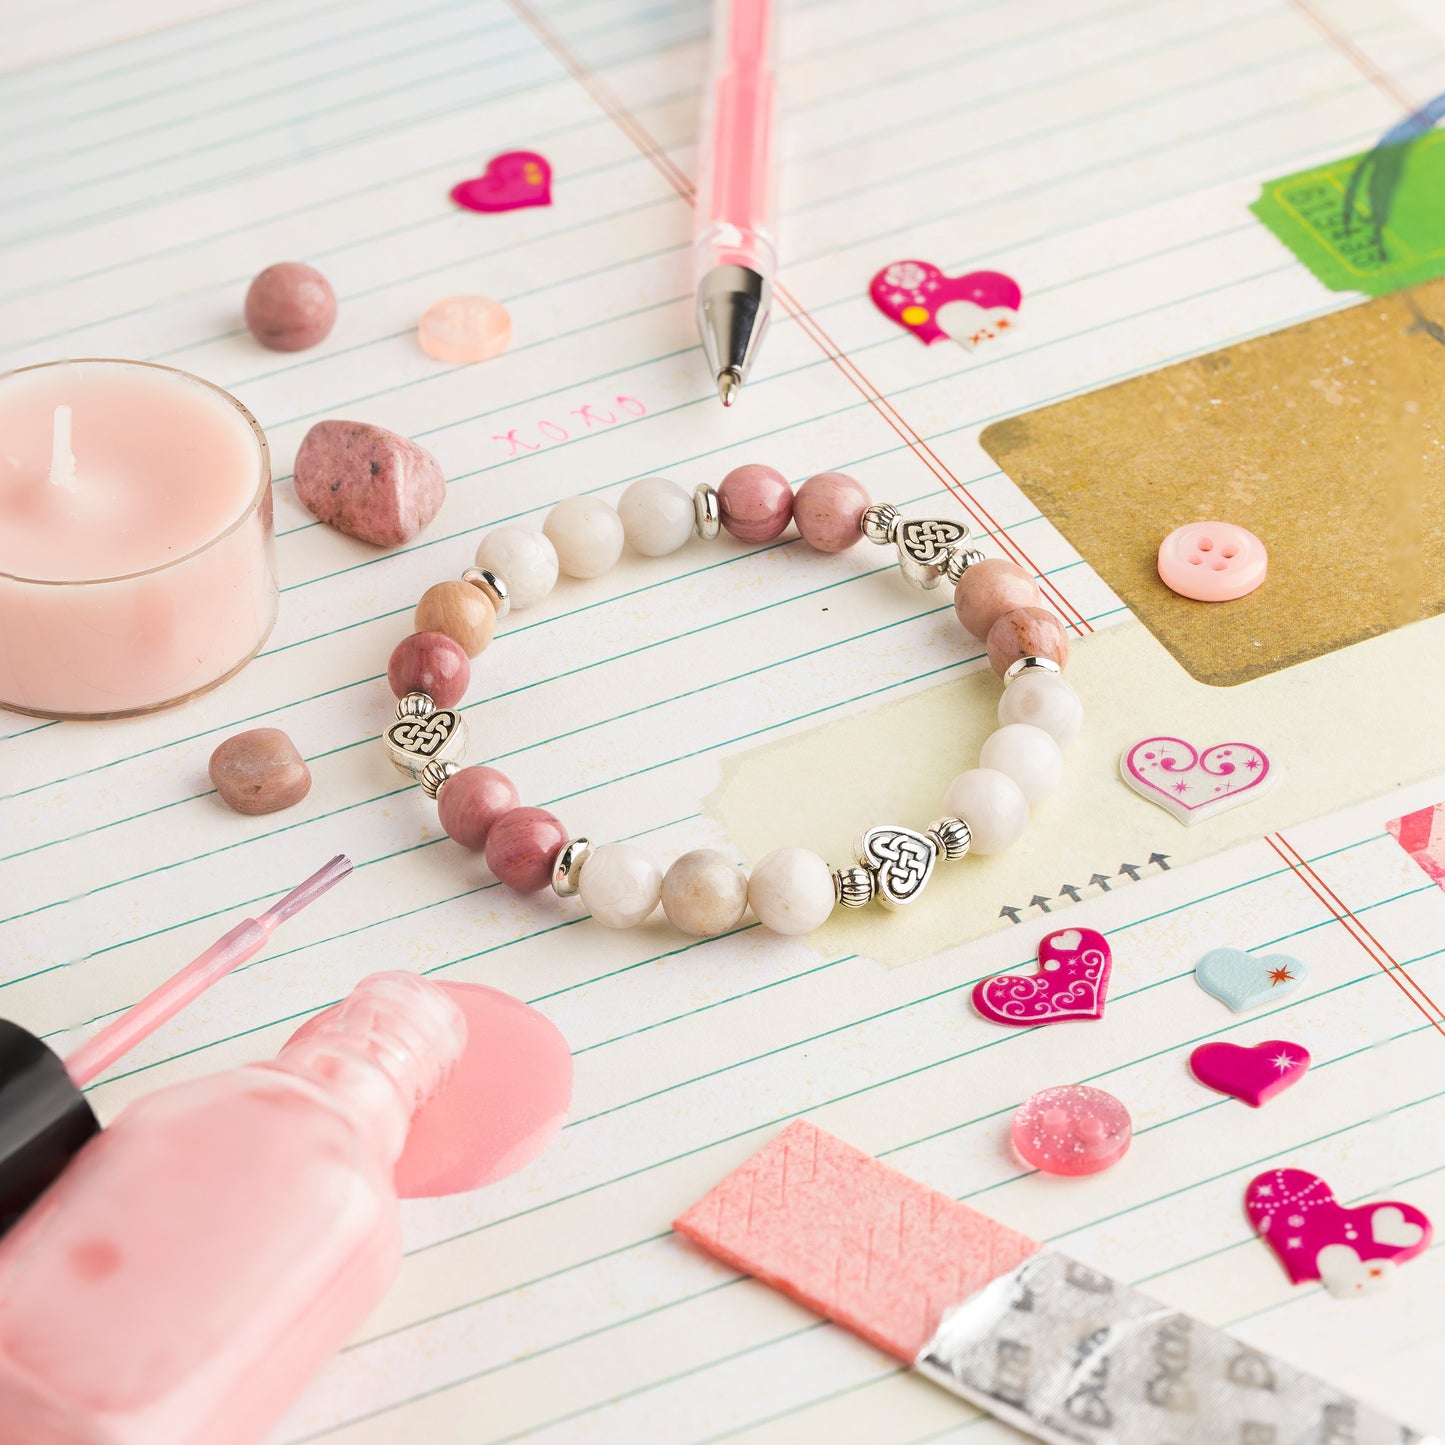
[747,847,834,936]
[998,671,1083,746]
[543,495,625,579]
[943,767,1029,854]
[978,723,1064,805]
[578,842,662,929]
[618,476,694,557]
[661,848,749,937]
[473,526,558,610]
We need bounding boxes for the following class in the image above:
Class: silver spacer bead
[396,691,436,720]
[1002,654,1062,687]
[944,547,987,586]
[419,759,461,800]
[694,483,721,541]
[461,566,511,621]
[859,502,902,545]
[552,838,592,897]
[927,816,973,861]
[834,865,876,909]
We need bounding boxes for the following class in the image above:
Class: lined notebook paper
[4,0,1445,1439]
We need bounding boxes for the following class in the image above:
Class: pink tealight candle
[0,359,276,719]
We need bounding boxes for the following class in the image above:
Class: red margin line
[1287,0,1419,111]
[504,0,1092,635]
[1265,832,1445,1036]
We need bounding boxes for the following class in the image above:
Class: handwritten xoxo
[493,395,647,457]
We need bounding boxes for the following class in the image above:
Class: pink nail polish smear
[0,972,467,1445]
[287,977,574,1198]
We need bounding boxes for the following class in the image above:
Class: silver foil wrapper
[915,1251,1437,1445]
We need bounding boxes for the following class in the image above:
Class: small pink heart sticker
[972,926,1111,1026]
[1246,1168,1432,1296]
[1189,1039,1310,1107]
[450,150,552,213]
[869,259,1021,347]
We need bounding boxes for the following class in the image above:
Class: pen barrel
[695,0,778,283]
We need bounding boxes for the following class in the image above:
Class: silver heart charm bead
[895,518,970,589]
[856,825,938,908]
[384,708,468,779]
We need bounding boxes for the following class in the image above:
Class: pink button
[1011,1085,1132,1176]
[1157,521,1266,601]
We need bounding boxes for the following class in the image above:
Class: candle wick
[48,404,75,488]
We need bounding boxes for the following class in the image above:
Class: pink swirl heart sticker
[1120,735,1277,825]
[450,150,552,213]
[972,926,1111,1026]
[869,259,1021,348]
[1246,1168,1432,1296]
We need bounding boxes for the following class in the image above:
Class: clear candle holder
[0,359,277,720]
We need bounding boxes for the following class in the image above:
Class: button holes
[1188,554,1203,565]
[1198,538,1214,551]
[1211,560,1228,570]
[1222,547,1237,558]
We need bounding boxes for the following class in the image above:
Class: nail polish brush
[0,853,353,1234]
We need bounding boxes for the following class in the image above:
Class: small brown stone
[244,262,337,352]
[209,728,311,816]
[415,580,495,657]
[293,419,445,547]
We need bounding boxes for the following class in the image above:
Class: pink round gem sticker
[1012,1084,1132,1176]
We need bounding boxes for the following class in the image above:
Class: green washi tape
[1251,129,1445,296]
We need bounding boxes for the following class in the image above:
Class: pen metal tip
[717,369,741,407]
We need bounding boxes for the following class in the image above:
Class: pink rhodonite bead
[438,766,521,850]
[387,631,470,708]
[717,464,793,542]
[794,470,869,553]
[985,606,1070,677]
[485,806,568,892]
[953,558,1041,640]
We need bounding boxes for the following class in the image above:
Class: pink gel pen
[695,0,778,405]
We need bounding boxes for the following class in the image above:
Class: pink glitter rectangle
[674,1121,1038,1362]
[1388,803,1445,888]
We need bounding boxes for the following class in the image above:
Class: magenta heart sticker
[1189,1039,1310,1108]
[1120,735,1277,826]
[1246,1168,1432,1297]
[450,150,552,213]
[972,926,1111,1026]
[869,259,1021,347]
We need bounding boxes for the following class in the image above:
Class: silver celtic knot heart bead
[384,707,468,779]
[894,517,970,590]
[856,824,938,908]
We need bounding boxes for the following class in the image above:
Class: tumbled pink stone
[293,419,445,547]
[244,262,336,352]
[953,558,1041,640]
[717,464,793,543]
[208,728,311,816]
[388,631,470,708]
[439,766,522,851]
[794,470,869,553]
[986,606,1070,677]
[485,806,568,892]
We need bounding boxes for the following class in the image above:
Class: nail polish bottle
[0,971,467,1445]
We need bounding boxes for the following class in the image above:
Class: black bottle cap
[0,1019,100,1237]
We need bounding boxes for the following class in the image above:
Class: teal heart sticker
[1195,947,1307,1012]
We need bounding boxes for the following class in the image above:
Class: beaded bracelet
[381,464,1081,939]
